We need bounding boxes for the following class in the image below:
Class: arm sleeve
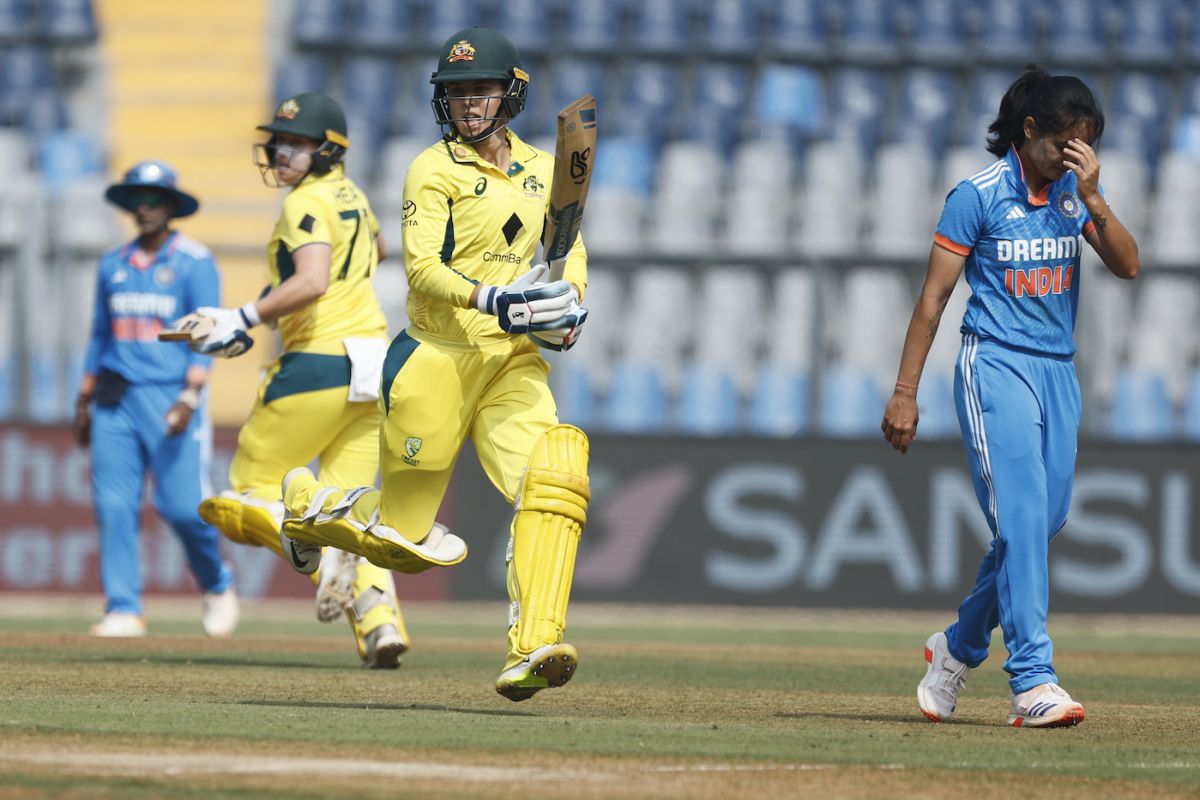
[82,260,109,375]
[933,182,986,256]
[186,254,219,372]
[401,155,478,308]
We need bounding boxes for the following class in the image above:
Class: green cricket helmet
[430,27,529,142]
[252,92,350,185]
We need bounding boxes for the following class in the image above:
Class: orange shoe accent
[924,646,933,663]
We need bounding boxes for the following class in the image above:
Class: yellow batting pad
[199,494,286,558]
[506,425,590,665]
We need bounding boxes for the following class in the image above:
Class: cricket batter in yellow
[189,92,408,669]
[278,28,592,701]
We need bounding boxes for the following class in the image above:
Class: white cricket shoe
[1008,682,1085,728]
[280,528,322,575]
[917,631,971,722]
[362,624,406,669]
[90,612,146,638]
[315,548,357,623]
[202,588,239,638]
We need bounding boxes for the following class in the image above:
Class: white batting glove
[529,305,588,352]
[192,304,260,358]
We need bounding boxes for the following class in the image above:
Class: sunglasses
[128,191,168,209]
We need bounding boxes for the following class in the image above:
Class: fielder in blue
[74,161,238,639]
[881,67,1140,728]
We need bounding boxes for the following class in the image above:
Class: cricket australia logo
[277,98,300,120]
[448,40,476,62]
[403,436,423,466]
[522,175,544,196]
[1056,191,1081,218]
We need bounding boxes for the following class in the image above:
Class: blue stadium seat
[1110,369,1176,440]
[40,0,97,42]
[552,363,597,429]
[687,64,751,154]
[702,0,761,56]
[749,365,810,437]
[976,0,1036,61]
[907,0,968,64]
[605,360,668,433]
[764,0,827,59]
[348,0,413,50]
[1043,0,1110,66]
[916,374,958,438]
[273,54,332,104]
[1172,74,1200,158]
[614,61,678,141]
[0,351,12,419]
[1107,73,1170,171]
[837,0,900,63]
[27,350,60,424]
[20,92,68,139]
[427,0,481,43]
[1116,0,1176,66]
[340,56,397,126]
[38,131,102,193]
[678,364,741,435]
[563,0,623,54]
[291,0,349,47]
[495,0,553,53]
[631,0,691,55]
[818,365,884,437]
[753,64,825,146]
[392,57,443,140]
[827,68,887,157]
[1184,371,1200,441]
[550,58,609,118]
[0,0,34,41]
[592,135,655,196]
[892,69,959,156]
[957,69,1013,147]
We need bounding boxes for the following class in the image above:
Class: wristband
[238,302,262,328]
[475,285,499,315]
[177,387,201,410]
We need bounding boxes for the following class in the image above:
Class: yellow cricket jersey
[267,165,387,352]
[400,129,587,347]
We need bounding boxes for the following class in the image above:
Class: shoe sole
[1009,706,1085,728]
[496,644,578,702]
[315,554,356,623]
[363,636,407,670]
[917,644,946,722]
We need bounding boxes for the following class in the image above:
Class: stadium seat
[0,46,54,126]
[827,68,887,157]
[592,135,655,196]
[40,0,97,43]
[837,0,900,63]
[1107,73,1171,171]
[1110,369,1176,440]
[622,267,693,394]
[563,0,622,55]
[340,56,397,128]
[551,362,598,429]
[701,0,761,56]
[631,0,691,55]
[955,70,1014,149]
[348,0,413,50]
[1094,148,1149,244]
[57,176,120,253]
[1184,371,1200,441]
[1148,153,1200,266]
[613,60,678,141]
[605,359,669,433]
[291,0,349,47]
[649,140,723,255]
[1043,0,1109,66]
[0,0,34,40]
[818,364,885,437]
[723,138,794,256]
[686,63,751,154]
[892,69,959,157]
[37,131,102,194]
[868,143,938,259]
[1116,0,1177,67]
[793,140,865,257]
[753,64,825,146]
[273,53,332,105]
[495,0,553,53]
[372,260,409,335]
[750,268,814,436]
[837,267,912,396]
[939,145,997,199]
[1126,274,1200,408]
[764,0,827,60]
[749,364,811,437]
[0,267,15,419]
[976,0,1036,61]
[678,363,742,435]
[907,0,968,64]
[426,0,481,43]
[549,58,610,122]
[583,188,647,256]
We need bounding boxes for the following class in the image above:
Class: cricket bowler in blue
[881,67,1140,727]
[74,161,238,639]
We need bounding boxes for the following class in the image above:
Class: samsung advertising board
[447,437,1200,614]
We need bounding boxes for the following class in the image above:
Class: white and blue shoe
[1008,683,1085,728]
[917,631,971,722]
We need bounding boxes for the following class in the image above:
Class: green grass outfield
[0,596,1197,799]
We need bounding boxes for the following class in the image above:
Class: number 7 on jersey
[543,94,596,282]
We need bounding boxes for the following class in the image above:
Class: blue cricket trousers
[946,333,1081,694]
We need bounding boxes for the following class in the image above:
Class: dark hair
[986,64,1105,157]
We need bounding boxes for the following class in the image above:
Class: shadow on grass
[75,653,352,670]
[775,710,993,728]
[240,699,536,717]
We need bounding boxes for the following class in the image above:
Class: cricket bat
[544,94,596,282]
[158,312,215,342]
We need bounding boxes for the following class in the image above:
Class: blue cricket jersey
[83,231,219,384]
[934,145,1099,358]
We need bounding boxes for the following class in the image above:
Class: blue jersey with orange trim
[83,231,219,384]
[934,145,1099,357]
